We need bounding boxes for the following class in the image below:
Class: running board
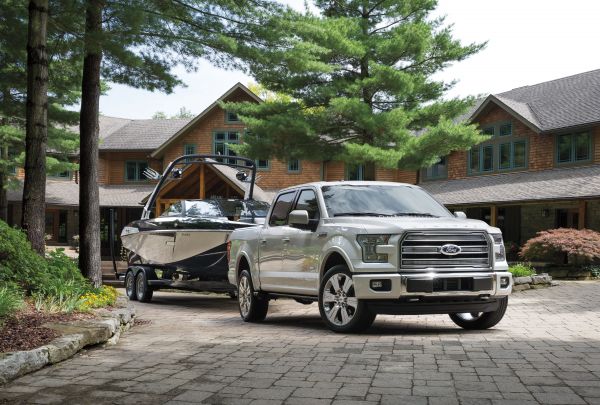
[260,292,318,302]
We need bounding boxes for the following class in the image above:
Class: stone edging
[512,273,557,291]
[0,297,135,385]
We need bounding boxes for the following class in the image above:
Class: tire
[135,271,154,303]
[449,296,509,330]
[237,270,269,322]
[318,265,376,333]
[125,270,137,301]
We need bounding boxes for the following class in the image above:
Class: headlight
[357,234,390,263]
[491,233,506,262]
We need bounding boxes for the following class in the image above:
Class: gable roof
[470,69,600,133]
[99,118,191,151]
[150,82,262,158]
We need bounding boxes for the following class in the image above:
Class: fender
[127,265,158,281]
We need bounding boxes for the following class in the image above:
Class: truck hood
[322,216,496,234]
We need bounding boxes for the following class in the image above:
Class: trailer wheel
[135,271,153,302]
[125,270,137,301]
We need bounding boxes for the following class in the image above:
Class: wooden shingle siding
[98,151,160,185]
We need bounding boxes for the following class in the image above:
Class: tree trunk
[0,145,8,222]
[22,0,49,254]
[79,0,103,287]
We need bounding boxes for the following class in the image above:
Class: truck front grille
[400,231,490,269]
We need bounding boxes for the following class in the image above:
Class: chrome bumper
[353,271,512,300]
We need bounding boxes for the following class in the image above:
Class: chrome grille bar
[400,231,491,269]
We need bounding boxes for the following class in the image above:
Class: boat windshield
[321,184,452,218]
[217,200,270,218]
[185,201,222,217]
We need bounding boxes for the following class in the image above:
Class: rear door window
[269,191,296,226]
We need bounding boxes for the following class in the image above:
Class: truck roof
[277,180,419,193]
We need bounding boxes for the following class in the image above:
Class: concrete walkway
[1,281,600,405]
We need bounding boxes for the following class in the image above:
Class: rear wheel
[135,271,153,302]
[449,297,508,330]
[319,265,376,333]
[125,271,137,301]
[237,270,269,322]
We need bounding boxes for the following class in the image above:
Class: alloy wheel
[239,276,251,317]
[322,273,358,326]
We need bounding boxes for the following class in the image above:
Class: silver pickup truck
[227,181,512,333]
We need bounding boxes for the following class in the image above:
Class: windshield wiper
[333,212,393,217]
[392,212,439,217]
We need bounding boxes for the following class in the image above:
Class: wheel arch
[320,249,352,277]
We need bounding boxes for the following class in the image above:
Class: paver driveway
[2,281,600,405]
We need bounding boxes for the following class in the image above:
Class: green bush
[0,283,25,322]
[0,220,117,313]
[0,220,50,292]
[509,263,536,277]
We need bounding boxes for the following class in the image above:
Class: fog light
[370,279,391,291]
[500,276,510,288]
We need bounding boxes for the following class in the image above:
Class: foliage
[225,0,488,169]
[79,286,118,311]
[520,228,600,265]
[152,108,195,120]
[0,220,118,313]
[0,283,24,322]
[583,265,600,278]
[0,0,81,187]
[508,263,536,278]
[0,220,50,292]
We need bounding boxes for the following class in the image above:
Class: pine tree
[0,0,81,226]
[226,0,489,171]
[74,0,282,286]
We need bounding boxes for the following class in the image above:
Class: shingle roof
[473,69,600,132]
[7,181,156,207]
[420,165,600,206]
[99,118,191,151]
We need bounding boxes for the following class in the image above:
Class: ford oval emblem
[440,244,462,256]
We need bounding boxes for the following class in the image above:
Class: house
[6,71,600,258]
[419,69,600,252]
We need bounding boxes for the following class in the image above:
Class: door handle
[282,237,290,243]
[260,239,267,245]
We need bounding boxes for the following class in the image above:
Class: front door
[258,190,296,292]
[282,188,321,295]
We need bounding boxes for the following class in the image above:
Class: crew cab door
[257,190,297,292]
[281,188,322,295]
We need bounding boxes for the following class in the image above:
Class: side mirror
[454,211,467,219]
[289,210,309,226]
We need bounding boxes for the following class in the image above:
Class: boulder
[0,347,49,384]
[512,283,530,291]
[514,276,532,285]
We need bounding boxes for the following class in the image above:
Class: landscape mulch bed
[0,304,95,353]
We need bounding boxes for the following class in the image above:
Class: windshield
[217,200,270,218]
[321,184,451,218]
[184,201,222,217]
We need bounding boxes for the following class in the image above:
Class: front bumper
[353,271,512,300]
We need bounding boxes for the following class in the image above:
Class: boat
[119,155,270,301]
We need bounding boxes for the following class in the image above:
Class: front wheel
[237,270,269,322]
[319,265,376,333]
[449,297,508,330]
